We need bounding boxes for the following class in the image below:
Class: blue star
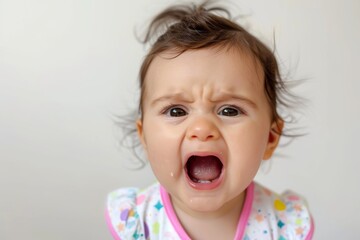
[133,230,140,239]
[277,220,285,228]
[154,201,163,211]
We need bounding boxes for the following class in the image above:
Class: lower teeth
[197,180,211,184]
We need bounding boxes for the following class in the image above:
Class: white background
[1,0,359,239]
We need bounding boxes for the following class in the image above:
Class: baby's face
[137,48,281,215]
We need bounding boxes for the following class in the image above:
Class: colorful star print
[154,200,163,211]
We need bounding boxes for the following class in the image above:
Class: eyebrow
[150,93,193,106]
[150,92,258,109]
[211,93,258,109]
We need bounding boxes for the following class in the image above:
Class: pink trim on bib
[160,182,254,240]
[105,209,122,240]
[305,215,315,240]
[160,186,192,240]
[234,182,254,239]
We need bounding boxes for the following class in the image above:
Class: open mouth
[185,155,223,184]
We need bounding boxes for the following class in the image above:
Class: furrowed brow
[212,93,258,109]
[150,93,193,106]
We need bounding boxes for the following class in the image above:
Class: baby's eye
[163,106,188,117]
[218,106,242,117]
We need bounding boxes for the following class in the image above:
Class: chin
[184,192,229,212]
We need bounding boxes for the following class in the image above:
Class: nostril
[190,133,214,141]
[186,118,220,141]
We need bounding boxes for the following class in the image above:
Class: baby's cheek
[147,146,182,177]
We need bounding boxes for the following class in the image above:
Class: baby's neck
[171,193,245,240]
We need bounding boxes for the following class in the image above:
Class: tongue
[187,156,223,181]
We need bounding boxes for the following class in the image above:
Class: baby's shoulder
[105,183,161,240]
[246,182,314,240]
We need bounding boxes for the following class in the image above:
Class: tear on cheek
[185,155,223,184]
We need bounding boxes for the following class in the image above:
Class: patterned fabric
[106,182,314,240]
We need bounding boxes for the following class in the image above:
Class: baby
[106,1,314,239]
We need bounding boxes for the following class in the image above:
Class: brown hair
[118,1,302,167]
[138,1,294,126]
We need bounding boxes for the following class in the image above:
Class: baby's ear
[136,119,147,149]
[263,119,284,160]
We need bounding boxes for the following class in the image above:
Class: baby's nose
[186,117,220,141]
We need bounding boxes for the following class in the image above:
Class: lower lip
[184,170,224,191]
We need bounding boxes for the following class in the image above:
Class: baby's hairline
[138,43,276,120]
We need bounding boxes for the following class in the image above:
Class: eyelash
[217,105,245,117]
[161,104,188,117]
[161,104,246,117]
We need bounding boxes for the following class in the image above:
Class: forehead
[144,47,265,96]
